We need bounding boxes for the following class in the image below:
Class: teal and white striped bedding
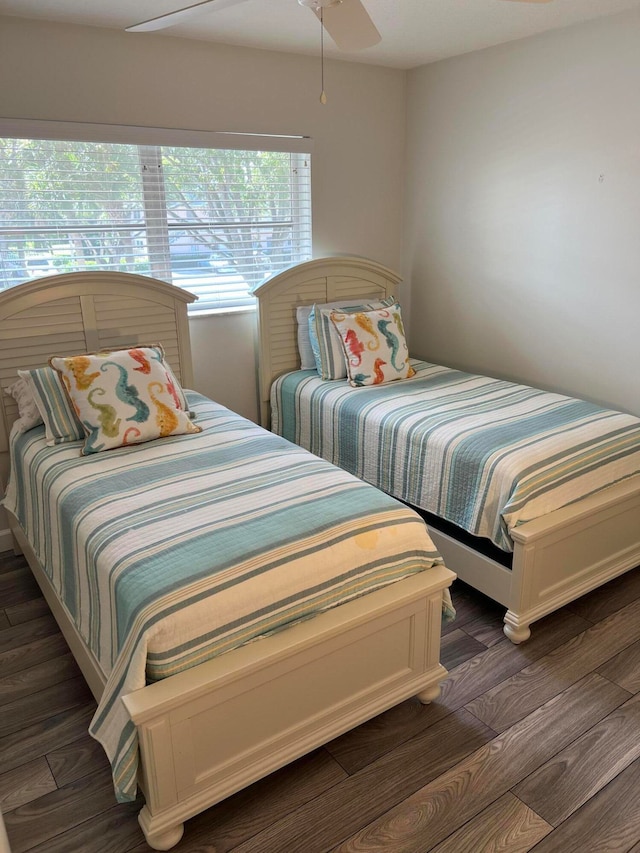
[3,391,448,802]
[271,361,640,551]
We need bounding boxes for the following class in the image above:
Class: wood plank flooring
[1,548,640,852]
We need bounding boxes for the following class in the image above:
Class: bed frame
[253,255,640,644]
[0,271,454,851]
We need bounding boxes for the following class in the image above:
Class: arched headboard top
[0,271,196,454]
[252,256,403,427]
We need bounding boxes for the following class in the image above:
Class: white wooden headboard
[0,271,196,458]
[252,256,402,427]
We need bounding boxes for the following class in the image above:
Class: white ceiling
[2,0,640,68]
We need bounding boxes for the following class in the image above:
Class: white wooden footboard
[504,475,640,642]
[123,567,454,850]
[431,476,640,644]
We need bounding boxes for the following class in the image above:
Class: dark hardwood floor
[2,548,640,852]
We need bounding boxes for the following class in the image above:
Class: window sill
[188,305,257,319]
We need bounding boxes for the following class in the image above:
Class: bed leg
[138,807,184,851]
[503,611,531,644]
[416,684,441,704]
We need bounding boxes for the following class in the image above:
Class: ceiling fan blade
[126,0,250,33]
[313,0,381,51]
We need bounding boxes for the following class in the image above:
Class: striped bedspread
[4,391,447,802]
[272,361,640,551]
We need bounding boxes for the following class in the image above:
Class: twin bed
[254,256,640,644]
[2,256,640,850]
[0,270,454,850]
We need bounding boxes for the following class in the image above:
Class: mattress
[271,361,640,551]
[3,391,449,801]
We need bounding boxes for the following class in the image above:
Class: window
[0,129,312,313]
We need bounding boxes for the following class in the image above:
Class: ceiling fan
[127,0,553,53]
[126,0,381,52]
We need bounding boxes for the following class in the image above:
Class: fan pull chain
[320,7,327,104]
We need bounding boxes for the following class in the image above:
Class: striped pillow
[18,366,85,445]
[309,295,396,380]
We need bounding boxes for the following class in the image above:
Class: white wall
[0,15,407,421]
[405,9,640,417]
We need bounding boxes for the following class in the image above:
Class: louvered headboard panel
[0,272,196,456]
[92,294,184,378]
[253,257,402,428]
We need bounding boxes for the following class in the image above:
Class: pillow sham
[4,377,44,435]
[18,366,85,445]
[330,302,416,387]
[309,295,397,380]
[50,345,201,455]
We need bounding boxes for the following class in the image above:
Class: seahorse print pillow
[50,345,201,454]
[330,303,416,387]
[308,296,397,381]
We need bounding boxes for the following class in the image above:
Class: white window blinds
[0,130,312,313]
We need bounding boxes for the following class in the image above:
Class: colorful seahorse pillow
[50,346,201,455]
[330,303,416,387]
[309,296,397,381]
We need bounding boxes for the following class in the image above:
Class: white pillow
[4,377,44,434]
